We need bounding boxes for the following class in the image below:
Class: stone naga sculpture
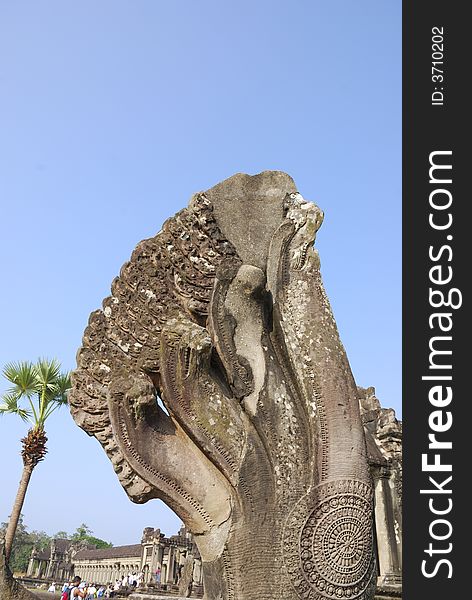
[69,171,376,600]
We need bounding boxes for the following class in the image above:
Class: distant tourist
[61,576,88,599]
[86,583,97,599]
[154,566,161,585]
[48,582,56,593]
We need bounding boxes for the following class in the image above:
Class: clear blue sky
[0,1,401,547]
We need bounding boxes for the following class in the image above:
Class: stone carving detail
[283,480,375,600]
[178,553,195,597]
[69,172,376,600]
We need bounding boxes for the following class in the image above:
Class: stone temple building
[359,387,402,593]
[26,526,203,592]
[26,538,86,582]
[27,388,401,596]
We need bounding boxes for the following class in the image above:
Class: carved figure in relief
[69,171,376,600]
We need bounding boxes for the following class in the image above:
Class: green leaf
[0,392,32,422]
[2,361,40,397]
[35,358,61,394]
[2,358,71,427]
[52,372,71,404]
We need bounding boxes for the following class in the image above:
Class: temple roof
[73,544,142,560]
[53,539,72,553]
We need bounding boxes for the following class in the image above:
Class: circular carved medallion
[283,480,376,599]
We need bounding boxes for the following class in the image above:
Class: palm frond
[35,358,61,393]
[2,361,40,397]
[41,372,71,422]
[52,372,72,404]
[2,358,71,426]
[0,392,33,422]
[35,360,71,424]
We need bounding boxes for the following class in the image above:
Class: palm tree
[0,358,70,564]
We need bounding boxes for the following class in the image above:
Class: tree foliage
[52,531,69,540]
[0,516,49,574]
[70,523,112,549]
[1,359,70,429]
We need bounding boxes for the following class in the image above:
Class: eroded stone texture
[69,171,376,600]
[359,387,402,589]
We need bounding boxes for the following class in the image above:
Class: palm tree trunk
[3,464,34,563]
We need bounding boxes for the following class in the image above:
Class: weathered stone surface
[359,386,402,508]
[70,172,376,600]
[178,552,195,597]
[359,388,402,589]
